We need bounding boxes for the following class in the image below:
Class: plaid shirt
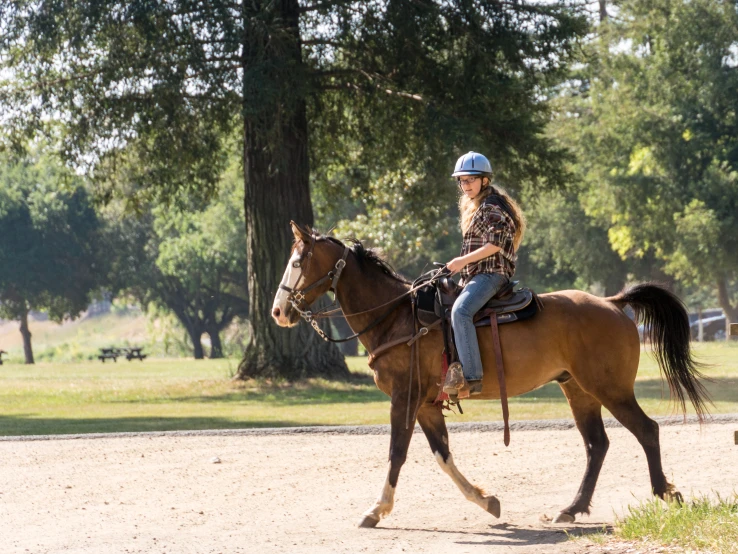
[459,202,517,283]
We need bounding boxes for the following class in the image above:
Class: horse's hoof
[485,496,501,518]
[552,512,575,524]
[664,490,683,504]
[358,515,380,528]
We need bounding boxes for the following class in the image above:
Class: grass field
[0,342,736,436]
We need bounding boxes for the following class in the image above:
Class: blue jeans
[451,273,508,381]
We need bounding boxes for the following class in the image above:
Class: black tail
[609,283,710,421]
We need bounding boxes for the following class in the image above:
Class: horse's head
[272,221,346,327]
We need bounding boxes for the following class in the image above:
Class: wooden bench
[0,350,6,365]
[98,348,121,363]
[731,323,737,336]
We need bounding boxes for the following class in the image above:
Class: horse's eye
[292,261,301,268]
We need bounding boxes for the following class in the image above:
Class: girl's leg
[450,273,507,382]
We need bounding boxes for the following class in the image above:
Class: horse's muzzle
[272,305,300,327]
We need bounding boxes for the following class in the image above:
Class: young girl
[442,151,526,397]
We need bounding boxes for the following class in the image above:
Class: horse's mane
[324,236,410,285]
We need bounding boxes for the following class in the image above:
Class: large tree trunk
[207,328,224,359]
[19,306,34,365]
[716,277,738,341]
[237,0,348,381]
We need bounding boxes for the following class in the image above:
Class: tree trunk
[716,277,738,341]
[599,0,608,22]
[185,324,205,360]
[604,268,626,297]
[332,315,359,357]
[19,305,34,365]
[208,328,224,359]
[237,0,348,381]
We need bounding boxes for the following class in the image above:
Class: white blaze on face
[272,249,303,324]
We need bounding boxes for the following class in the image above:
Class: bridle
[278,234,352,340]
[278,234,433,343]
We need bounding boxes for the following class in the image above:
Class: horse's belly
[474,307,572,399]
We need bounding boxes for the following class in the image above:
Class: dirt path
[0,419,736,554]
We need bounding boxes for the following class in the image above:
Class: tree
[104,162,249,359]
[0,154,105,363]
[309,2,590,278]
[0,1,588,378]
[552,0,738,328]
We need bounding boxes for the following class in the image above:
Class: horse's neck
[335,259,411,352]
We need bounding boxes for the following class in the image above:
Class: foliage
[0,152,106,361]
[0,0,239,207]
[520,188,628,294]
[102,157,248,359]
[309,1,591,275]
[552,0,738,314]
[615,495,738,554]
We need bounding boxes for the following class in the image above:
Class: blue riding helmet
[451,151,492,177]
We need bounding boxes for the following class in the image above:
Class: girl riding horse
[444,151,526,398]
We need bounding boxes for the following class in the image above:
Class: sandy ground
[0,420,736,554]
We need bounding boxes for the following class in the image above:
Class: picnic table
[98,348,121,362]
[0,350,6,365]
[98,347,147,363]
[124,347,147,362]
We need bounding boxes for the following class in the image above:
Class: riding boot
[442,362,466,395]
[467,380,483,395]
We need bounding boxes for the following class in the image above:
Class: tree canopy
[0,153,105,363]
[103,159,249,359]
[0,0,591,377]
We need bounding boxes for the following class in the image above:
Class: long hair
[459,179,527,250]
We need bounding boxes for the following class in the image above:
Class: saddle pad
[482,289,533,314]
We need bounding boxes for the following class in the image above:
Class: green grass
[613,495,738,554]
[0,342,736,436]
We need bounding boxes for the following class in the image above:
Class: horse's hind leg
[416,403,501,518]
[553,379,610,523]
[359,394,415,528]
[601,394,682,502]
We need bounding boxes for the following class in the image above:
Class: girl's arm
[447,243,500,274]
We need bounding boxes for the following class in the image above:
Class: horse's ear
[290,221,311,243]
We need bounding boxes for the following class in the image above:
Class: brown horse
[271,222,709,527]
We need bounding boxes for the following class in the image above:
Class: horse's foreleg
[359,395,416,528]
[416,404,501,518]
[554,379,610,523]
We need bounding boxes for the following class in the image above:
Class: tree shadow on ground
[0,415,313,437]
[99,375,738,407]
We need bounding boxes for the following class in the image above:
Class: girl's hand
[446,257,467,274]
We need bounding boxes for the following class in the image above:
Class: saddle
[411,270,542,446]
[413,272,539,328]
